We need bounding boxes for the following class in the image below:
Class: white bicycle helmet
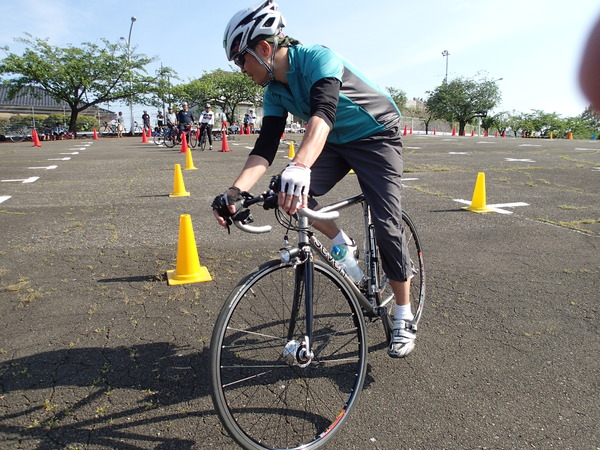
[223,1,285,85]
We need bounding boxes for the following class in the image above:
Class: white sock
[394,303,414,322]
[332,230,352,247]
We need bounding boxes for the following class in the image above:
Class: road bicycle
[164,125,197,149]
[198,124,211,151]
[0,125,29,142]
[210,176,425,449]
[98,121,118,136]
[153,126,172,146]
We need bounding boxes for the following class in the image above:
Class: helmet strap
[247,36,279,87]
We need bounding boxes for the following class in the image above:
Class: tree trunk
[68,109,79,135]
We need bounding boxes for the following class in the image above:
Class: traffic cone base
[167,214,212,285]
[461,172,495,213]
[170,164,190,197]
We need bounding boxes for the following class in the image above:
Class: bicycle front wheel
[164,133,176,148]
[211,259,367,450]
[188,130,197,148]
[199,132,207,151]
[154,133,165,146]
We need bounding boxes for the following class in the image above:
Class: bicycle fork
[282,251,315,368]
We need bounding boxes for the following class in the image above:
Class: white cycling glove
[281,163,311,197]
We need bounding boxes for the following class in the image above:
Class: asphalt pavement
[0,132,598,449]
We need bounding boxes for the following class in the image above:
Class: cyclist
[176,102,195,141]
[213,0,416,358]
[199,103,215,150]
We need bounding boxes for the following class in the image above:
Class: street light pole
[123,17,137,135]
[441,50,449,83]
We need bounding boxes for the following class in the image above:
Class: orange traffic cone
[32,129,42,147]
[93,128,99,139]
[166,214,212,285]
[461,172,495,213]
[501,131,506,137]
[170,164,190,197]
[141,128,148,143]
[471,129,475,136]
[452,126,457,136]
[567,132,573,140]
[220,131,231,152]
[495,131,499,137]
[179,131,188,153]
[433,128,437,135]
[239,125,245,135]
[403,125,407,136]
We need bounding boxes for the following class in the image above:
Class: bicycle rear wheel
[210,259,367,450]
[154,132,165,146]
[199,131,207,151]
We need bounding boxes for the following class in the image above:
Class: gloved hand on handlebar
[279,162,311,215]
[212,186,243,229]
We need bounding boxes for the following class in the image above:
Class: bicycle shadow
[0,343,211,448]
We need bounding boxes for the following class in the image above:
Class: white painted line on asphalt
[48,157,71,161]
[476,141,495,144]
[453,199,528,215]
[505,158,535,162]
[403,178,419,181]
[593,167,600,171]
[1,177,40,184]
[518,144,541,147]
[449,152,469,155]
[0,195,11,204]
[29,165,58,170]
[60,152,79,155]
[406,146,422,149]
[575,148,599,151]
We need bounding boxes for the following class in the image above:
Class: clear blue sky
[1,0,599,123]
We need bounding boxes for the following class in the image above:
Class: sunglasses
[233,51,247,69]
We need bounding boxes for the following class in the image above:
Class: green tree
[426,76,502,136]
[0,33,155,133]
[386,87,407,112]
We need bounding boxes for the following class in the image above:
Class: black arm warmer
[310,77,341,130]
[250,115,287,165]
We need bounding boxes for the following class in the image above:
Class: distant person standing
[156,110,165,129]
[142,110,151,134]
[167,107,177,130]
[176,102,194,134]
[200,103,215,150]
[248,109,257,133]
[117,111,125,138]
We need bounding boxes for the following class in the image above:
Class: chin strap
[256,35,279,87]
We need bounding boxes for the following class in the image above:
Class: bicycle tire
[211,259,367,450]
[199,131,207,151]
[374,211,426,338]
[188,130,197,148]
[9,130,26,143]
[164,132,176,148]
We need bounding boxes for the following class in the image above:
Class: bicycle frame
[275,194,393,362]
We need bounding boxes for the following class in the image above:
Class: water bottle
[331,245,364,283]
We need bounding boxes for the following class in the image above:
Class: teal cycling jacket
[263,44,401,144]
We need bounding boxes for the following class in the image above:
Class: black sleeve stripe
[310,77,341,130]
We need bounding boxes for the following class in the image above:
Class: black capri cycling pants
[308,126,411,283]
